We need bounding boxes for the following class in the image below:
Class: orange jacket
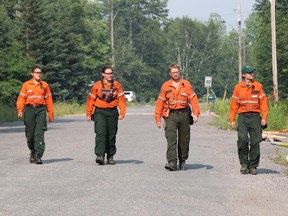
[16,79,54,122]
[86,79,126,117]
[154,79,200,124]
[230,80,268,122]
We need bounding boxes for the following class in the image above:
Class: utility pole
[110,1,115,67]
[269,0,279,101]
[242,34,246,66]
[237,0,242,82]
[176,47,181,66]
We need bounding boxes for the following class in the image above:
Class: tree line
[0,0,287,107]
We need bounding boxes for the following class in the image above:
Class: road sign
[205,76,212,87]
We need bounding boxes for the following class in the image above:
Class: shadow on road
[257,168,280,174]
[43,158,74,164]
[187,163,213,170]
[0,127,25,133]
[115,159,144,164]
[53,118,85,123]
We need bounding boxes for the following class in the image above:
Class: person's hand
[119,115,124,120]
[193,115,198,123]
[87,115,92,122]
[261,119,267,127]
[156,122,161,128]
[18,112,22,118]
[231,122,236,129]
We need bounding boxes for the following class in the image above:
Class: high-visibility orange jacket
[16,79,54,122]
[230,80,268,122]
[154,79,200,124]
[86,79,126,117]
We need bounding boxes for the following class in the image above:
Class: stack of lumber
[262,131,288,147]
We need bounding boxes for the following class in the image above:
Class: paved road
[0,106,287,216]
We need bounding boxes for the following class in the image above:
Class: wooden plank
[262,132,288,141]
[267,138,288,147]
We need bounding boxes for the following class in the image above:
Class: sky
[167,0,257,29]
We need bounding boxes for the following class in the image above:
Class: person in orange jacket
[230,66,268,175]
[86,65,126,165]
[16,66,54,164]
[154,64,200,171]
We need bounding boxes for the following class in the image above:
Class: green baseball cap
[242,66,255,73]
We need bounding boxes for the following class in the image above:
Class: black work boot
[30,152,37,163]
[95,156,104,165]
[249,167,257,175]
[179,161,187,170]
[107,156,116,165]
[35,155,43,164]
[165,162,176,171]
[240,164,248,174]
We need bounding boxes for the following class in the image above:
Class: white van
[124,91,136,102]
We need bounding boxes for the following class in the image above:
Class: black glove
[262,124,267,129]
[186,106,194,125]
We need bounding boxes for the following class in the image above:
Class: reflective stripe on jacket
[154,79,200,124]
[229,80,268,122]
[16,79,54,122]
[86,80,126,117]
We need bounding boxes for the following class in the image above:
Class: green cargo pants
[164,110,190,164]
[24,106,47,157]
[94,107,118,158]
[237,113,262,168]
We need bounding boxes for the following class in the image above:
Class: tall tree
[82,0,110,82]
[40,0,86,102]
[0,4,34,106]
[98,0,169,100]
[164,15,228,97]
[251,0,288,99]
[15,0,47,62]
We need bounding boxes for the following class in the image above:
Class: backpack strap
[98,79,116,103]
[101,79,114,89]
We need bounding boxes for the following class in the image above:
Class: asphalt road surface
[1,105,287,216]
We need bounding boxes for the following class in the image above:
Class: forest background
[0,0,287,126]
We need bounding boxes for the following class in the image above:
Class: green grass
[0,105,18,124]
[54,101,149,116]
[266,102,288,131]
[0,101,148,124]
[210,100,288,132]
[54,102,85,117]
[273,147,288,167]
[209,100,232,130]
[0,102,86,124]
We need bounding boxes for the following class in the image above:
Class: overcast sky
[167,0,256,29]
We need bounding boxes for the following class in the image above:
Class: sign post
[204,76,212,111]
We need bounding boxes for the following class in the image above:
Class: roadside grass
[0,102,86,124]
[210,99,288,131]
[273,147,288,167]
[266,101,288,132]
[0,101,149,124]
[54,102,85,117]
[209,100,231,130]
[0,105,18,124]
[54,101,149,117]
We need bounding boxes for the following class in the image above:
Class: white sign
[204,76,212,87]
